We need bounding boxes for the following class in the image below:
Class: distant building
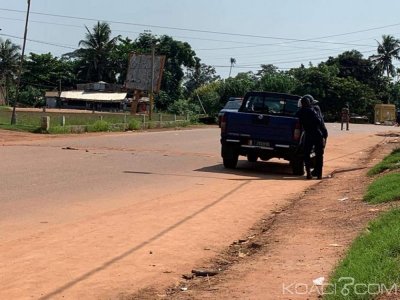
[59,90,128,111]
[45,81,129,112]
[45,91,59,108]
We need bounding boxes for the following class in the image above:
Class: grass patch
[0,110,192,134]
[0,123,40,132]
[368,148,400,176]
[364,173,400,204]
[325,209,400,299]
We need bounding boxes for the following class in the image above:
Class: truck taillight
[221,115,227,133]
[293,120,301,141]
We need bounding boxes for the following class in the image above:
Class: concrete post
[41,116,50,131]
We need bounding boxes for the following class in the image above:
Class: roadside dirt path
[163,134,400,300]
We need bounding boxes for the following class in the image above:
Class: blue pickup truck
[220,91,307,175]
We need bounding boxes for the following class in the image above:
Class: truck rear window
[240,95,299,116]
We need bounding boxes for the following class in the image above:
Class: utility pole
[229,57,236,78]
[149,44,155,120]
[11,0,31,125]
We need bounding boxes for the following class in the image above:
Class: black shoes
[309,169,322,179]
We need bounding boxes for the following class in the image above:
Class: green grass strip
[325,209,400,299]
[364,173,400,204]
[368,148,400,176]
[0,124,40,133]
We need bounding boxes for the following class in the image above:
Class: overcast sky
[1,0,400,78]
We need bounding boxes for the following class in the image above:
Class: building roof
[60,91,127,102]
[45,91,59,97]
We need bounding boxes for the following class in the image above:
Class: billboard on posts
[125,53,165,92]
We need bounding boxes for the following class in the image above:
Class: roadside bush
[89,120,110,132]
[127,119,141,130]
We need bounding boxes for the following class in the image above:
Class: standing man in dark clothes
[296,95,327,179]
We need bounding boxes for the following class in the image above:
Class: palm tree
[76,21,119,82]
[371,35,400,79]
[0,39,20,105]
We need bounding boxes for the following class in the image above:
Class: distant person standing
[341,104,350,130]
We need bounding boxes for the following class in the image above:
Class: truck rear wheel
[223,156,238,169]
[291,158,305,175]
[221,143,239,169]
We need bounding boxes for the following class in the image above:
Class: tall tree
[184,58,220,96]
[256,64,278,77]
[371,35,400,80]
[18,53,77,106]
[75,21,120,82]
[110,37,139,84]
[149,34,196,110]
[0,39,20,105]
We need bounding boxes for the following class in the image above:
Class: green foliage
[127,118,141,130]
[371,35,400,79]
[368,148,400,176]
[155,91,173,111]
[167,98,199,116]
[184,59,220,96]
[0,38,20,106]
[157,35,197,106]
[88,120,110,132]
[19,86,45,107]
[5,21,400,120]
[194,81,223,116]
[110,37,139,84]
[364,173,400,204]
[218,72,256,103]
[73,21,120,82]
[325,209,400,299]
[289,64,378,121]
[388,82,400,107]
[257,72,298,94]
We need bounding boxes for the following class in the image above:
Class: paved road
[0,124,398,299]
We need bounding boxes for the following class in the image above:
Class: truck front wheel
[247,153,258,163]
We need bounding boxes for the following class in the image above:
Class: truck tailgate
[224,111,298,145]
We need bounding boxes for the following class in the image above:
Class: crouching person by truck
[296,95,327,179]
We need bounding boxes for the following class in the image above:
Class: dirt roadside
[129,134,400,300]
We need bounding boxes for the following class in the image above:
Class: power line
[0,32,77,50]
[0,7,390,48]
[2,6,395,76]
[0,15,272,47]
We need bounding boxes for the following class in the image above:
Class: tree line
[1,21,400,121]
